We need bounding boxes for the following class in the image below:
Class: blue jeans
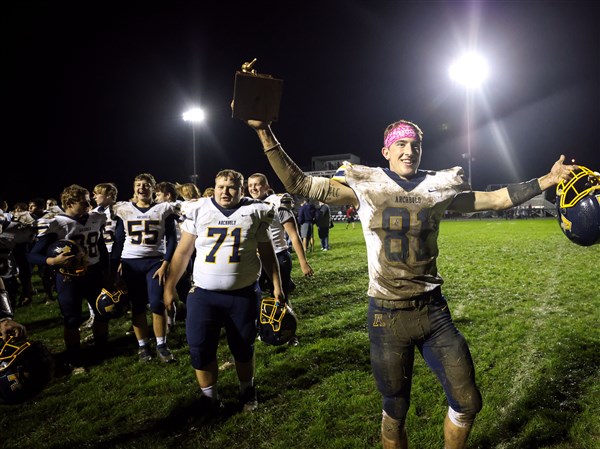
[368,290,482,420]
[317,226,329,249]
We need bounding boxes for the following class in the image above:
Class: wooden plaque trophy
[232,59,283,122]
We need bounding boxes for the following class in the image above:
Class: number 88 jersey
[344,164,467,300]
[36,212,107,267]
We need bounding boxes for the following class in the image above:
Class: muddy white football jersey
[182,197,275,290]
[344,165,468,300]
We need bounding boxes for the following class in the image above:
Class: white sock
[138,339,149,347]
[201,385,218,401]
[156,336,166,346]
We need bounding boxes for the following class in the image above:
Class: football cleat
[239,385,258,412]
[138,345,153,362]
[0,336,54,404]
[556,166,600,246]
[156,344,175,363]
[258,297,298,346]
[46,239,88,276]
[95,287,129,319]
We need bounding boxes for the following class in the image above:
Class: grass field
[2,218,598,449]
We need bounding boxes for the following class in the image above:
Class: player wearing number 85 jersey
[164,169,283,413]
[83,182,121,330]
[27,184,109,370]
[240,115,577,449]
[93,183,119,254]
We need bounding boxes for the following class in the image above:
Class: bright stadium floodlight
[182,107,206,185]
[182,108,205,123]
[449,53,489,89]
[449,53,489,187]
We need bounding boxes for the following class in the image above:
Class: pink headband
[384,124,418,148]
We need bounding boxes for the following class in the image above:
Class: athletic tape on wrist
[506,178,542,206]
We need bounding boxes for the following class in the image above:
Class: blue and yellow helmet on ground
[0,336,54,404]
[556,165,600,246]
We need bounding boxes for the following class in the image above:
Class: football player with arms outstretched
[164,169,283,415]
[27,185,110,372]
[111,173,179,363]
[239,116,576,449]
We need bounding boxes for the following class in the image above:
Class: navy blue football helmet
[556,166,600,246]
[258,297,297,346]
[46,239,87,276]
[0,337,54,404]
[95,287,129,319]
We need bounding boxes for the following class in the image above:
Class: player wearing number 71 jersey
[164,169,283,413]
[241,115,577,449]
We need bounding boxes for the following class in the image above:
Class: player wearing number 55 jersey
[111,173,179,363]
[241,116,577,449]
[27,184,109,371]
[164,169,282,414]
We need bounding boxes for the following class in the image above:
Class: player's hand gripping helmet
[46,239,87,276]
[95,287,129,319]
[0,336,54,404]
[556,166,600,246]
[258,297,297,346]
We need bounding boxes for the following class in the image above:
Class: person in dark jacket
[297,200,316,252]
[315,202,331,251]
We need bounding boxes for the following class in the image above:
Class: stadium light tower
[182,107,206,185]
[449,53,489,187]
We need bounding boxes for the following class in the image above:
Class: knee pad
[229,342,254,364]
[189,346,215,370]
[382,395,410,422]
[149,300,165,315]
[448,406,477,428]
[130,297,148,315]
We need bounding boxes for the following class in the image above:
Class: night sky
[3,1,599,208]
